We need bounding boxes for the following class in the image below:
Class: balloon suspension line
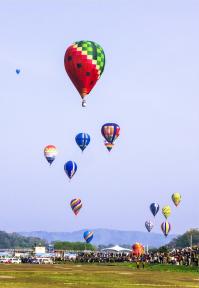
[81,94,87,107]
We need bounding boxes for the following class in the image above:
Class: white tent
[101,245,131,254]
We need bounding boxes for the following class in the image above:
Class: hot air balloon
[145,220,154,232]
[150,203,159,217]
[132,243,144,256]
[70,198,82,215]
[172,193,181,207]
[64,40,105,107]
[16,69,20,74]
[101,123,120,145]
[64,161,77,179]
[44,145,58,165]
[162,205,171,219]
[104,141,114,152]
[75,133,90,152]
[83,231,94,243]
[161,221,171,237]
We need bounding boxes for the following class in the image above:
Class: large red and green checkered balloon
[64,41,105,106]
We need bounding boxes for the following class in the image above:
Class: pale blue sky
[0,0,199,234]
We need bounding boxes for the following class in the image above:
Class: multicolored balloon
[83,230,94,243]
[150,203,159,217]
[75,133,90,152]
[64,40,105,107]
[104,141,114,152]
[161,221,171,237]
[64,161,77,179]
[145,220,154,232]
[44,145,58,165]
[101,123,120,144]
[172,193,181,207]
[70,198,82,215]
[162,205,171,219]
[16,69,20,74]
[132,243,144,256]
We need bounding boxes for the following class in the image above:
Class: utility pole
[190,233,192,249]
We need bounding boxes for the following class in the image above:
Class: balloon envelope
[64,40,105,107]
[101,123,120,144]
[83,231,94,243]
[150,203,159,217]
[70,198,82,215]
[132,243,144,256]
[172,193,181,207]
[44,145,58,165]
[75,133,90,152]
[162,205,171,219]
[64,161,77,179]
[145,220,154,232]
[161,221,171,237]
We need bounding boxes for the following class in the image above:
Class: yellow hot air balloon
[162,205,171,219]
[172,193,181,207]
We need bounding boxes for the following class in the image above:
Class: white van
[10,258,21,264]
[38,258,53,264]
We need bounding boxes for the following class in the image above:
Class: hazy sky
[0,0,199,234]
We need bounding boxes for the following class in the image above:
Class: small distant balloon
[101,123,120,144]
[172,193,181,207]
[75,133,90,152]
[83,231,94,243]
[162,205,171,219]
[44,145,58,165]
[70,198,82,215]
[16,69,20,74]
[64,161,77,180]
[150,203,159,217]
[145,220,154,232]
[161,221,171,237]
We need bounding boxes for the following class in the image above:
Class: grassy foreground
[0,263,198,288]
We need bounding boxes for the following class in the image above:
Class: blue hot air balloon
[64,161,77,179]
[16,69,20,74]
[75,133,90,152]
[83,230,94,243]
[150,203,159,217]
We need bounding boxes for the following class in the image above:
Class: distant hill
[0,231,46,249]
[19,229,176,248]
[168,229,199,248]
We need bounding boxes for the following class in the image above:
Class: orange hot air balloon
[132,243,144,256]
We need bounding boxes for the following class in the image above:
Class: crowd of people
[142,247,199,266]
[62,247,199,267]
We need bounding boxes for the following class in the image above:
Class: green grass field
[0,263,198,288]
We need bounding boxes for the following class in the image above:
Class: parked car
[39,258,53,264]
[0,258,12,264]
[10,258,21,264]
